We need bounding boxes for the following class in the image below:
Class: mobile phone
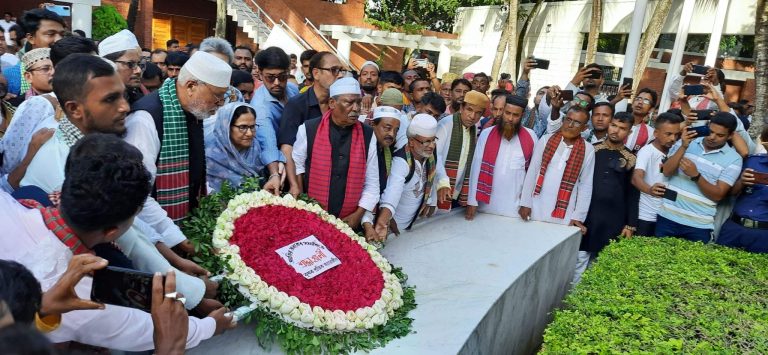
[752,171,768,185]
[45,5,71,17]
[621,77,633,97]
[687,125,710,138]
[587,68,603,79]
[531,58,550,70]
[91,266,156,312]
[693,109,715,120]
[414,59,428,68]
[560,90,574,101]
[683,85,705,96]
[663,188,678,202]
[691,64,709,75]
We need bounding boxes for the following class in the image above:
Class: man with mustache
[582,112,638,261]
[100,30,144,105]
[233,46,254,72]
[9,48,53,106]
[292,77,379,229]
[632,112,684,236]
[625,88,658,153]
[467,94,536,220]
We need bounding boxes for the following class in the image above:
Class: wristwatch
[690,173,701,182]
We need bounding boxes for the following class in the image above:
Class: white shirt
[434,116,472,203]
[293,122,380,212]
[635,143,668,222]
[625,123,654,153]
[361,154,429,229]
[0,19,15,32]
[468,127,537,218]
[123,110,190,247]
[519,133,595,224]
[1,52,19,70]
[0,191,216,351]
[19,130,206,308]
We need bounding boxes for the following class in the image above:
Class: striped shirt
[659,138,742,229]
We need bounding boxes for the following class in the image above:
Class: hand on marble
[518,206,531,221]
[569,220,587,235]
[465,206,477,221]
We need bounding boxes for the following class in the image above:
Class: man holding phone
[716,153,768,252]
[656,113,743,242]
[667,62,724,111]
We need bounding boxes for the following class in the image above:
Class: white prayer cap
[408,114,438,138]
[361,61,379,72]
[329,77,361,97]
[98,30,140,57]
[372,106,400,120]
[183,51,232,88]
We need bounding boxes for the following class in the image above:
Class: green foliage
[541,237,768,354]
[182,178,417,354]
[91,5,128,42]
[365,0,504,33]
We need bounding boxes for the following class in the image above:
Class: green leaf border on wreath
[182,177,417,354]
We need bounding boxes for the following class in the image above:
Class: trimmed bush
[92,5,127,41]
[541,237,768,353]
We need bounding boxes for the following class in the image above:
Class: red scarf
[625,123,649,153]
[308,111,367,218]
[533,133,586,219]
[19,200,92,255]
[477,127,534,204]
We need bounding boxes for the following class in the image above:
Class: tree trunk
[503,0,519,81]
[215,0,227,38]
[126,0,139,32]
[749,0,767,138]
[632,0,672,92]
[585,0,602,64]
[491,0,514,83]
[515,0,545,73]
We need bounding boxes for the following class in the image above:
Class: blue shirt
[659,137,743,229]
[249,82,298,164]
[733,154,768,222]
[2,62,21,95]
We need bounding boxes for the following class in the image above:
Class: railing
[281,19,311,49]
[245,0,277,28]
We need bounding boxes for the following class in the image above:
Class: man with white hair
[369,113,439,239]
[99,29,144,104]
[292,77,379,229]
[198,36,235,65]
[125,51,232,224]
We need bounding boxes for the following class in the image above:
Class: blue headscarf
[205,102,264,191]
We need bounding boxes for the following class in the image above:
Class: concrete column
[336,37,351,63]
[57,0,100,38]
[437,44,452,78]
[659,0,696,111]
[705,0,730,67]
[619,0,648,81]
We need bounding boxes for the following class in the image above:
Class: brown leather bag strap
[41,94,64,121]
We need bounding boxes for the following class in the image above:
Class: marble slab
[189,211,580,355]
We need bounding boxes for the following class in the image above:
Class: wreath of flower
[211,190,404,332]
[182,179,416,354]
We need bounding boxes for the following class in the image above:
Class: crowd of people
[0,6,766,353]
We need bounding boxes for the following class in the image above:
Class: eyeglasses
[564,116,586,128]
[263,72,289,83]
[114,60,144,70]
[412,136,437,147]
[317,66,347,76]
[232,124,256,133]
[203,83,233,106]
[27,65,53,74]
[634,97,652,106]
[572,97,590,109]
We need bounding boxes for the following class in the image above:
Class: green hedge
[541,237,768,353]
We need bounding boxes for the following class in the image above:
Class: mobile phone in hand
[560,90,574,101]
[621,78,633,97]
[531,58,550,70]
[691,64,709,75]
[752,171,768,185]
[683,85,705,96]
[587,68,603,79]
[91,266,156,312]
[693,109,715,121]
[663,188,678,202]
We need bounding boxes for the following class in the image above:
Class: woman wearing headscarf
[205,102,264,191]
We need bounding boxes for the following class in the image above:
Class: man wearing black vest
[125,51,232,232]
[291,77,379,230]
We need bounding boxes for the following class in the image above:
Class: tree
[366,0,504,33]
[515,0,545,71]
[631,0,672,92]
[91,5,127,41]
[491,0,518,81]
[749,0,766,137]
[126,0,139,32]
[584,0,602,64]
[216,0,227,38]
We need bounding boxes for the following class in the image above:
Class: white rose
[335,316,347,330]
[256,287,270,301]
[313,317,324,328]
[289,308,302,320]
[363,318,375,329]
[355,319,364,329]
[279,302,295,315]
[345,310,357,321]
[381,289,392,302]
[372,313,386,326]
[269,294,283,309]
[355,308,367,319]
[300,310,314,323]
